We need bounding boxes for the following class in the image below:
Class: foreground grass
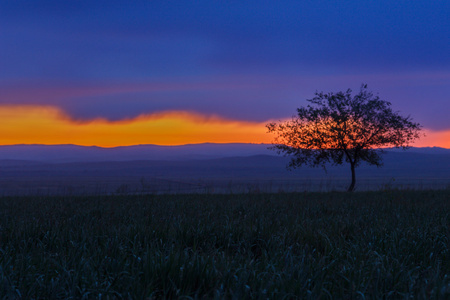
[0,190,449,299]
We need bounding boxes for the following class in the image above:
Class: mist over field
[0,143,448,195]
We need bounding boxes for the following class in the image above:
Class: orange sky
[0,105,448,148]
[0,105,270,147]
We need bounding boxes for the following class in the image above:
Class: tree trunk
[348,163,356,192]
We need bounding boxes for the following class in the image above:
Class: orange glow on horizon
[0,105,273,147]
[413,129,450,149]
[0,105,448,148]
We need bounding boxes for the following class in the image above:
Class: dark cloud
[0,0,449,130]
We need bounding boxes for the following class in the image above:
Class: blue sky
[1,0,449,131]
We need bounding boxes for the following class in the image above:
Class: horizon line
[0,143,448,150]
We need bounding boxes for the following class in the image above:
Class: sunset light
[414,129,450,149]
[0,105,448,148]
[0,105,271,147]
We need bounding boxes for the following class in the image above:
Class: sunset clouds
[0,105,448,148]
[0,106,270,147]
[0,1,449,147]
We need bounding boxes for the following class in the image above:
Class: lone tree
[266,84,422,192]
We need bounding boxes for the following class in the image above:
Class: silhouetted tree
[266,84,422,192]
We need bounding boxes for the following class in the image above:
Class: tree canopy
[266,84,422,191]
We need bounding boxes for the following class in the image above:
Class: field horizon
[0,143,448,195]
[0,143,449,163]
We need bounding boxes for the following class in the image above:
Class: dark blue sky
[1,0,449,130]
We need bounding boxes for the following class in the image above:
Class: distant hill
[0,143,448,163]
[0,144,448,195]
[0,143,272,162]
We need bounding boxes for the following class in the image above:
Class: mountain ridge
[0,143,448,163]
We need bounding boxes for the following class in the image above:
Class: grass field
[0,190,449,299]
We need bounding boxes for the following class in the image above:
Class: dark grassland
[0,191,449,299]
